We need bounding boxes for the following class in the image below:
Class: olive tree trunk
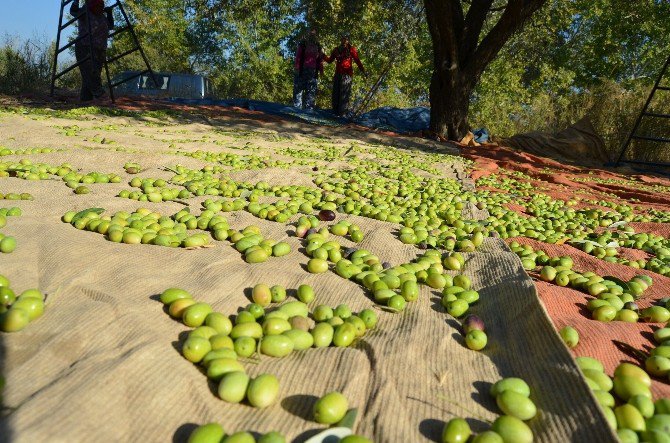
[424,0,548,140]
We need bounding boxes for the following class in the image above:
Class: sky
[1,0,75,42]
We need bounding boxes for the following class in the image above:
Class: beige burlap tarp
[0,108,615,442]
[501,117,611,165]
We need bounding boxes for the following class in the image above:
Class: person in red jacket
[325,35,367,117]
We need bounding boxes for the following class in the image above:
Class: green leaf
[335,408,359,430]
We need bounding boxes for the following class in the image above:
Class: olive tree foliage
[470,0,670,151]
[105,0,670,147]
[107,0,196,73]
[108,0,429,110]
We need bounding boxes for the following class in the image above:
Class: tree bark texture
[425,0,548,140]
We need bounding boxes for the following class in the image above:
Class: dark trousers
[293,68,318,110]
[75,44,106,101]
[332,73,352,116]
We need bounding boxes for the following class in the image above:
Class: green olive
[592,390,615,408]
[313,391,348,424]
[559,326,579,348]
[189,326,218,340]
[289,315,309,331]
[279,301,309,318]
[539,266,557,282]
[188,423,225,443]
[592,305,617,322]
[1,307,30,332]
[0,236,16,253]
[641,306,670,323]
[270,285,287,303]
[234,336,256,357]
[333,322,357,347]
[307,258,329,273]
[205,312,233,335]
[629,394,655,419]
[262,318,291,336]
[645,414,670,434]
[345,316,367,337]
[245,248,269,263]
[490,378,530,397]
[616,429,639,443]
[0,287,16,306]
[387,295,406,311]
[426,273,447,289]
[358,309,378,329]
[615,404,646,432]
[471,431,504,443]
[272,242,291,257]
[159,287,192,305]
[260,334,294,357]
[614,363,652,387]
[401,281,419,302]
[297,284,315,303]
[491,416,533,443]
[257,431,286,443]
[246,373,279,408]
[645,355,670,377]
[222,431,255,443]
[182,303,213,327]
[576,356,604,372]
[313,305,333,322]
[206,357,245,381]
[613,376,652,401]
[282,329,314,350]
[496,390,536,420]
[202,348,237,366]
[447,299,469,318]
[182,336,212,363]
[11,297,43,321]
[230,322,263,339]
[311,322,334,347]
[441,418,471,443]
[465,330,487,351]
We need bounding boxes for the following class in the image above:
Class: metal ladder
[615,53,670,168]
[50,0,158,103]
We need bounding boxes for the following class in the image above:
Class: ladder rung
[60,15,81,31]
[643,112,670,119]
[108,26,129,39]
[657,86,670,91]
[57,34,89,54]
[111,70,149,88]
[107,47,139,64]
[631,134,670,143]
[54,57,91,80]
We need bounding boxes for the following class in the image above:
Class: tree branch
[468,0,547,83]
[461,0,494,64]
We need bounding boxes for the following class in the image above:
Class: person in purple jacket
[293,28,325,110]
